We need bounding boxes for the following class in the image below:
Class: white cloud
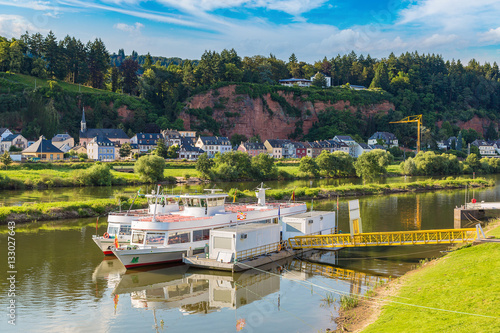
[114,22,144,34]
[479,27,500,44]
[154,0,327,16]
[0,14,47,37]
[421,34,458,48]
[398,0,500,31]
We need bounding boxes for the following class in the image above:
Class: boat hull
[112,247,204,269]
[93,235,131,256]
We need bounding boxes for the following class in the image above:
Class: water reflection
[104,253,389,317]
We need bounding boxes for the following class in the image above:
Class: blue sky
[1,0,500,63]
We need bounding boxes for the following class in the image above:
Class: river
[1,175,499,332]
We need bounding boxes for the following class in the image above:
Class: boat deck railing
[236,241,282,262]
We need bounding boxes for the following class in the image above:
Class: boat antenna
[310,199,314,215]
[152,184,160,222]
[126,190,140,216]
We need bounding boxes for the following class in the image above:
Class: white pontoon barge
[183,211,336,271]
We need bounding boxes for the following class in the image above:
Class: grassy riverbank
[0,197,148,224]
[232,177,493,201]
[339,242,500,332]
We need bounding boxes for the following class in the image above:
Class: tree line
[2,31,500,146]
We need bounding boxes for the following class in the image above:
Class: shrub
[75,164,114,186]
[134,155,165,183]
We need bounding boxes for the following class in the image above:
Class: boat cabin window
[146,232,166,245]
[120,225,131,235]
[167,231,190,244]
[193,229,210,242]
[207,197,226,207]
[183,198,202,207]
[132,231,145,244]
[108,225,120,236]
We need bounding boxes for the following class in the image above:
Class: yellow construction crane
[390,114,423,153]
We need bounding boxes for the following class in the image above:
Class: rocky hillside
[180,84,395,141]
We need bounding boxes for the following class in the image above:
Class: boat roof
[179,193,228,199]
[214,222,278,233]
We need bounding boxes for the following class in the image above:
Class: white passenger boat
[93,187,181,255]
[112,186,307,268]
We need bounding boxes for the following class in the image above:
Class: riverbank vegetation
[338,242,500,332]
[229,177,492,201]
[0,196,147,224]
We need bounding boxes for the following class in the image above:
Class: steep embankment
[0,72,155,137]
[180,84,395,140]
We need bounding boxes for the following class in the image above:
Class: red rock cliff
[180,85,394,140]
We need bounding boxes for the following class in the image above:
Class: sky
[1,0,500,64]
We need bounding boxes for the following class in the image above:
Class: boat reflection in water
[108,251,390,315]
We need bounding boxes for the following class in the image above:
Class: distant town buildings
[22,136,64,160]
[368,132,398,147]
[278,78,312,87]
[195,136,231,158]
[79,108,129,147]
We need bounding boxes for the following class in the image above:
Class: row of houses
[0,110,400,162]
[237,134,393,159]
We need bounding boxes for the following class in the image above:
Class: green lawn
[485,219,500,238]
[387,164,402,174]
[363,243,500,333]
[0,72,106,94]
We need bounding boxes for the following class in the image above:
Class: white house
[195,136,232,158]
[310,72,332,87]
[278,78,312,87]
[368,132,398,147]
[87,136,116,161]
[0,128,13,141]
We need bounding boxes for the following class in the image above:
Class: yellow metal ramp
[288,228,478,249]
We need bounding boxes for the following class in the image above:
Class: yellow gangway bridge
[288,199,484,250]
[288,228,479,249]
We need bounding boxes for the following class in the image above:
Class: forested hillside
[1,31,500,146]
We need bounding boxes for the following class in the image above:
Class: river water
[1,176,499,332]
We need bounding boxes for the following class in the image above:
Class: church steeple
[81,107,87,133]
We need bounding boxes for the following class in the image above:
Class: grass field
[363,243,500,333]
[387,164,402,174]
[0,72,106,94]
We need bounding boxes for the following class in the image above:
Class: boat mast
[152,184,160,222]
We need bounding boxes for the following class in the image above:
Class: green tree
[465,153,481,173]
[369,62,389,90]
[402,157,416,175]
[166,145,180,159]
[230,133,248,147]
[251,153,277,180]
[333,151,356,177]
[312,73,327,87]
[87,38,109,89]
[354,149,392,181]
[143,52,152,70]
[120,58,139,94]
[119,142,132,158]
[486,122,498,140]
[75,163,113,186]
[299,156,319,177]
[9,40,23,73]
[0,151,13,170]
[153,140,168,158]
[212,151,252,181]
[195,153,214,179]
[134,155,165,183]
